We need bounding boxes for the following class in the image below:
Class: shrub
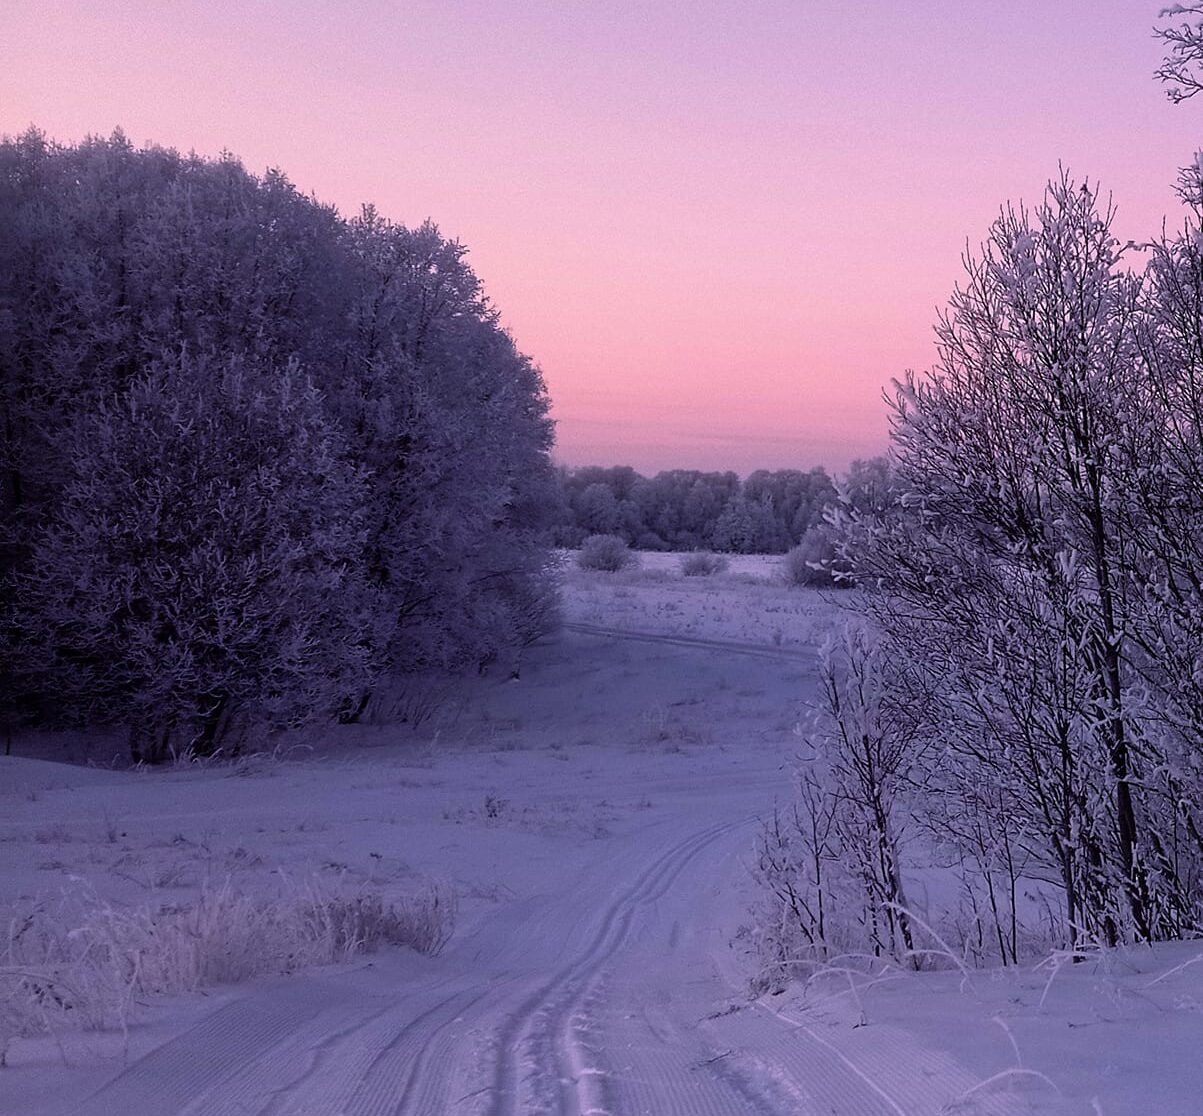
[783,525,849,587]
[679,551,729,577]
[577,534,637,572]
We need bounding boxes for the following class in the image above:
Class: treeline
[0,130,557,761]
[551,458,896,553]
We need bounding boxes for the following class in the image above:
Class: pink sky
[3,1,1198,474]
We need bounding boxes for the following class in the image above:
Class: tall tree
[851,175,1170,943]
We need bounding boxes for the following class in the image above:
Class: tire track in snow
[578,823,802,1116]
[199,975,491,1116]
[348,986,495,1116]
[255,989,428,1116]
[184,992,404,1116]
[77,974,357,1116]
[483,817,748,1116]
[587,974,784,1116]
[240,821,753,1116]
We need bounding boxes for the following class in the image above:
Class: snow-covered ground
[2,556,1202,1114]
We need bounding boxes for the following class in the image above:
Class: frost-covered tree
[744,467,836,547]
[0,131,346,543]
[1156,4,1203,102]
[575,482,620,536]
[710,495,759,553]
[845,174,1203,946]
[336,209,556,681]
[0,132,558,750]
[16,353,370,760]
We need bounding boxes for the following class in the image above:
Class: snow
[1,555,1201,1114]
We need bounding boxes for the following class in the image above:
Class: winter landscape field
[10,7,1203,1115]
[3,557,1202,1116]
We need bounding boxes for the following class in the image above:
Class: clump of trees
[759,166,1203,968]
[553,460,895,554]
[0,130,557,761]
[757,20,1203,970]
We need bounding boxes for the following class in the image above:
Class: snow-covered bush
[679,551,728,577]
[577,534,637,572]
[783,526,842,587]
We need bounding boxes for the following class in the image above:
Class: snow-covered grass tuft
[0,877,453,1062]
[157,738,314,774]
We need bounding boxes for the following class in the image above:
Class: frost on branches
[1156,4,1203,103]
[0,132,557,760]
[760,172,1203,967]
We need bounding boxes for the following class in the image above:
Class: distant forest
[549,458,895,554]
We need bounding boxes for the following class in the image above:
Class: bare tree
[754,631,924,972]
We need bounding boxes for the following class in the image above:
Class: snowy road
[11,615,1023,1116]
[69,788,1006,1116]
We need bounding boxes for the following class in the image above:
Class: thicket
[0,130,557,761]
[757,167,1203,978]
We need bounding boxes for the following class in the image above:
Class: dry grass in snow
[1,877,452,1064]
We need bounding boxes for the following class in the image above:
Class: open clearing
[3,555,1202,1115]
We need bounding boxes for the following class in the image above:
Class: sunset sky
[4,1,1199,474]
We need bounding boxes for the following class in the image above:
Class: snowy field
[2,555,1202,1115]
